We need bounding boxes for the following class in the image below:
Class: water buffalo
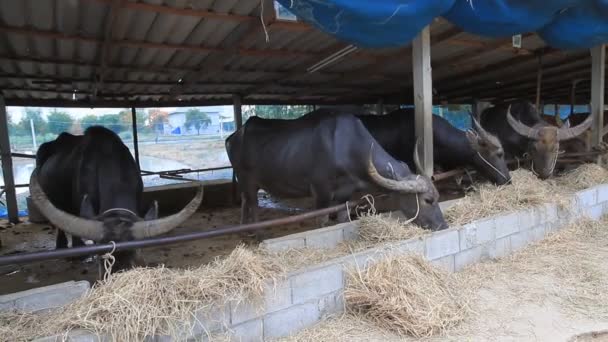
[358,109,511,185]
[226,111,448,233]
[30,126,203,273]
[480,100,592,179]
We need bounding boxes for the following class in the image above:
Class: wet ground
[0,184,465,295]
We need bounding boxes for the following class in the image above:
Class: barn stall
[0,0,607,340]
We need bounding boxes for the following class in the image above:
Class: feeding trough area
[0,0,608,341]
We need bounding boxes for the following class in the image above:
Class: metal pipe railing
[0,200,361,266]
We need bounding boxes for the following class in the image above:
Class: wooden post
[231,94,243,205]
[131,107,140,171]
[570,80,578,116]
[0,96,19,223]
[535,53,543,110]
[412,26,433,177]
[376,98,384,115]
[233,94,243,129]
[591,44,606,163]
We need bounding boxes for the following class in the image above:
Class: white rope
[101,208,138,216]
[260,0,270,43]
[476,152,511,182]
[401,193,420,225]
[528,148,559,177]
[102,241,116,281]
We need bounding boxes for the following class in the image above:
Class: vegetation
[47,110,73,135]
[184,108,212,135]
[243,105,313,121]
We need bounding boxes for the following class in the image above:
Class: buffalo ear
[144,201,159,221]
[79,195,96,219]
[465,130,481,148]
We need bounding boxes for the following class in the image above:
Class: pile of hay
[279,314,399,342]
[0,245,283,342]
[555,163,608,191]
[357,213,428,245]
[344,254,470,338]
[445,169,569,226]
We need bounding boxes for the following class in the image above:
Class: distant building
[164,106,235,136]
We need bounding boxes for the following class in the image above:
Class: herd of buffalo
[27,99,593,273]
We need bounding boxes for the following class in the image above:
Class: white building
[164,106,234,136]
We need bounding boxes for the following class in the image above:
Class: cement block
[518,208,539,231]
[538,203,559,224]
[584,204,604,221]
[510,230,533,252]
[530,225,547,242]
[264,280,292,314]
[576,188,598,208]
[291,263,343,305]
[263,303,320,339]
[459,219,495,250]
[261,237,305,252]
[305,227,343,249]
[455,246,488,272]
[317,291,344,317]
[494,212,519,239]
[430,254,455,273]
[190,304,230,336]
[342,222,359,241]
[230,300,263,326]
[596,184,608,203]
[489,237,512,259]
[228,319,264,342]
[391,237,425,256]
[425,229,460,260]
[0,281,90,313]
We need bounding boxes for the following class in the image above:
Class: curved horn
[557,114,593,141]
[29,169,104,241]
[130,185,203,240]
[367,145,428,193]
[413,138,423,175]
[506,105,538,139]
[469,111,494,142]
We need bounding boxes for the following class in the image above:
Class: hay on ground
[445,169,569,226]
[344,254,470,338]
[357,213,428,244]
[0,245,284,342]
[555,163,608,191]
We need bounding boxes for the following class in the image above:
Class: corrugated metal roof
[0,0,603,107]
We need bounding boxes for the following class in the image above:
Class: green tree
[47,110,74,135]
[248,105,312,120]
[80,115,99,130]
[118,108,148,127]
[98,114,123,133]
[18,108,47,136]
[184,108,211,135]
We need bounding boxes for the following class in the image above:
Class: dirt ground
[0,194,320,295]
[278,219,608,342]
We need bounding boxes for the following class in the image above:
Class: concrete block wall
[24,184,608,341]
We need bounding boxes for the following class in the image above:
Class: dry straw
[0,245,284,342]
[344,254,470,338]
[554,163,608,191]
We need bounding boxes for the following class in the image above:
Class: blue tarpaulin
[277,0,608,50]
[276,0,455,48]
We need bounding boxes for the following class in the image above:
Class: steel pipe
[0,200,361,266]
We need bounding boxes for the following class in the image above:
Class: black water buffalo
[480,100,592,179]
[358,109,511,185]
[30,126,203,273]
[226,111,448,232]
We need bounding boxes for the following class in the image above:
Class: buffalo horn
[367,146,428,193]
[506,105,539,139]
[469,111,494,142]
[557,114,593,141]
[130,185,203,239]
[29,169,105,241]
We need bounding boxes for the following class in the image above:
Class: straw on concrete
[357,213,428,245]
[444,169,569,226]
[555,163,608,191]
[0,245,284,342]
[344,254,470,338]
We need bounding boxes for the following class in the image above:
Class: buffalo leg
[311,186,331,227]
[56,228,68,249]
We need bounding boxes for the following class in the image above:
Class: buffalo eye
[497,151,504,158]
[424,198,433,205]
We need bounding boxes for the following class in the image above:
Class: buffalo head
[506,105,592,179]
[367,147,448,231]
[466,113,511,185]
[29,170,203,272]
